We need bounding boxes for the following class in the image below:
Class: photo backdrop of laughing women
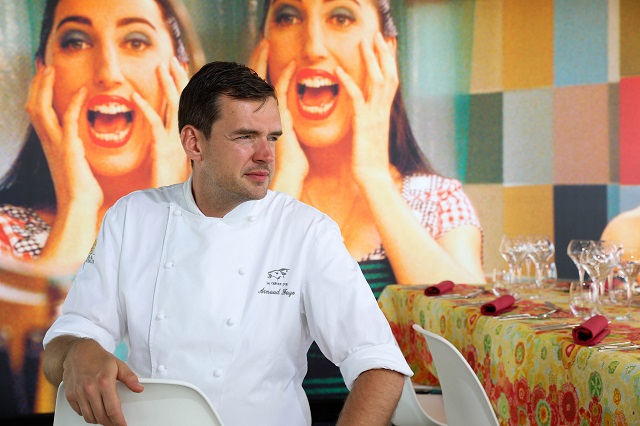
[0,0,204,415]
[250,0,485,399]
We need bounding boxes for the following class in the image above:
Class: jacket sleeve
[301,218,412,390]
[43,200,127,353]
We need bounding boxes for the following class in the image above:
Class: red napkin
[424,280,455,296]
[572,315,611,346]
[481,295,516,316]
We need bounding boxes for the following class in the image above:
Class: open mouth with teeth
[87,95,135,148]
[296,69,339,120]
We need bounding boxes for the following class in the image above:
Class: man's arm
[43,335,143,426]
[337,368,405,426]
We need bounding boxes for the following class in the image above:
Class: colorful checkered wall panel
[462,0,640,278]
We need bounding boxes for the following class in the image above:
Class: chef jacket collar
[182,175,258,226]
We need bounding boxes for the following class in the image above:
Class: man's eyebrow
[229,129,283,137]
[230,128,261,137]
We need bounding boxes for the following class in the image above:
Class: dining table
[378,283,640,426]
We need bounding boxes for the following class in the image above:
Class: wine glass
[619,246,640,293]
[567,239,595,285]
[499,235,530,287]
[527,235,555,291]
[580,240,621,317]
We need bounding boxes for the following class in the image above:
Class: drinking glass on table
[567,239,596,285]
[569,281,598,319]
[580,240,620,317]
[607,265,633,321]
[619,246,640,293]
[492,268,517,297]
[540,261,557,289]
[499,235,530,287]
[527,235,555,291]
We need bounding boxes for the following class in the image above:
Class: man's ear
[36,58,45,71]
[180,125,204,163]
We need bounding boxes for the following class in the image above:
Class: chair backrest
[412,324,499,426]
[53,378,224,426]
[392,376,446,426]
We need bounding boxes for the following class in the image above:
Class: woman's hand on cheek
[134,58,190,187]
[249,38,270,80]
[26,66,102,209]
[270,60,309,197]
[336,33,398,186]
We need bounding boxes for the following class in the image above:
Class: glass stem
[578,266,585,286]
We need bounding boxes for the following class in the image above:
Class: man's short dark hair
[178,61,277,139]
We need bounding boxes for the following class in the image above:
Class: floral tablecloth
[378,284,640,426]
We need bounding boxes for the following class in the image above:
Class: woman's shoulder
[401,173,481,236]
[402,173,465,197]
[0,204,51,260]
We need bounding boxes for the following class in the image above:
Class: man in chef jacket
[41,61,412,426]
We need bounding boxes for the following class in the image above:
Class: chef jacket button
[156,313,166,320]
[164,262,174,269]
[173,210,182,216]
[238,267,246,276]
[226,318,235,326]
[213,369,223,378]
[248,215,257,222]
[158,365,166,373]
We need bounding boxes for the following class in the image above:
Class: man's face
[191,95,282,216]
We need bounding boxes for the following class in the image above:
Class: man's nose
[253,138,275,163]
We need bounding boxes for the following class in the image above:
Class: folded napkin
[480,295,516,316]
[572,315,610,346]
[424,280,455,296]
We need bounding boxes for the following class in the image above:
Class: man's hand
[43,336,143,426]
[337,369,405,425]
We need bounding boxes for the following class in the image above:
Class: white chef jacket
[44,176,412,425]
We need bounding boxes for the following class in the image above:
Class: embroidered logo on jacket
[267,268,289,280]
[259,268,295,297]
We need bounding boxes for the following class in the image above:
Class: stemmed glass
[567,240,596,285]
[499,235,530,287]
[580,240,621,317]
[527,235,555,291]
[619,246,640,293]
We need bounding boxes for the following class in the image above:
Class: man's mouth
[296,69,339,120]
[245,169,270,183]
[87,95,135,148]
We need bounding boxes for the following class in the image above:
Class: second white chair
[411,324,499,426]
[392,376,446,426]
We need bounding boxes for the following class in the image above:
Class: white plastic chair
[53,378,224,426]
[392,376,447,426]
[412,324,499,426]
